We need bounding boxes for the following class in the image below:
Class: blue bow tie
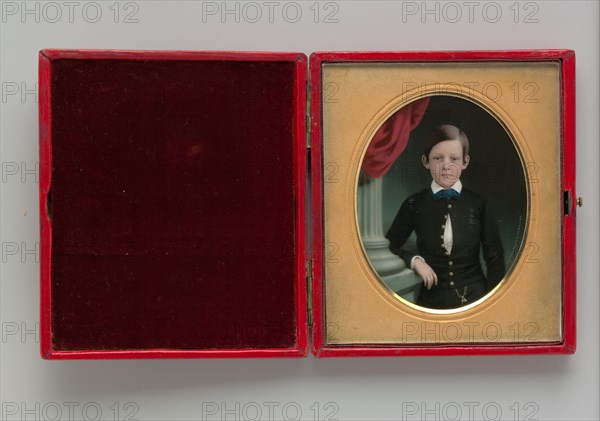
[433,188,461,200]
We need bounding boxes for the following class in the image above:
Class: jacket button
[449,272,454,276]
[450,281,455,286]
[440,235,444,239]
[441,244,445,248]
[447,204,452,209]
[441,225,445,229]
[444,251,449,256]
[449,261,453,266]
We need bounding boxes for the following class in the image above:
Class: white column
[358,175,422,302]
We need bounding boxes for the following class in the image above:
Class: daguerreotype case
[39,49,576,359]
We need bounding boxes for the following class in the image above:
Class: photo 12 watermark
[394,160,540,186]
[1,242,39,264]
[401,401,540,421]
[2,161,39,183]
[1,160,86,184]
[1,82,38,103]
[400,80,540,104]
[326,319,540,344]
[323,79,541,105]
[399,320,539,343]
[201,401,340,421]
[1,401,140,421]
[200,1,340,24]
[1,322,39,344]
[1,1,140,24]
[400,1,540,24]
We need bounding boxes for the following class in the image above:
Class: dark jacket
[386,187,505,292]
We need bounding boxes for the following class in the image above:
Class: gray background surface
[1,1,598,420]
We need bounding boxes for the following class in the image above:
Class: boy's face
[422,139,470,189]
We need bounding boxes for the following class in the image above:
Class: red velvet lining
[49,58,298,350]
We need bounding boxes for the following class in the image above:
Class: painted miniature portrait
[357,95,527,310]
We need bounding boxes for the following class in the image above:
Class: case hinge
[306,258,313,327]
[564,190,572,215]
[306,83,312,150]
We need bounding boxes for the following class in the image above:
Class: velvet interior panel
[49,58,298,350]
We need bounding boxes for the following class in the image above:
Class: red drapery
[361,97,430,178]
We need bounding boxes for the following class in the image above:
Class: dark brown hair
[423,124,469,162]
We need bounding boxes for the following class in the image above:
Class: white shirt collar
[431,179,462,194]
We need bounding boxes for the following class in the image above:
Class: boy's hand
[413,259,438,289]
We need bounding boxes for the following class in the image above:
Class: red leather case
[39,49,575,358]
[39,50,308,359]
[310,50,576,357]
